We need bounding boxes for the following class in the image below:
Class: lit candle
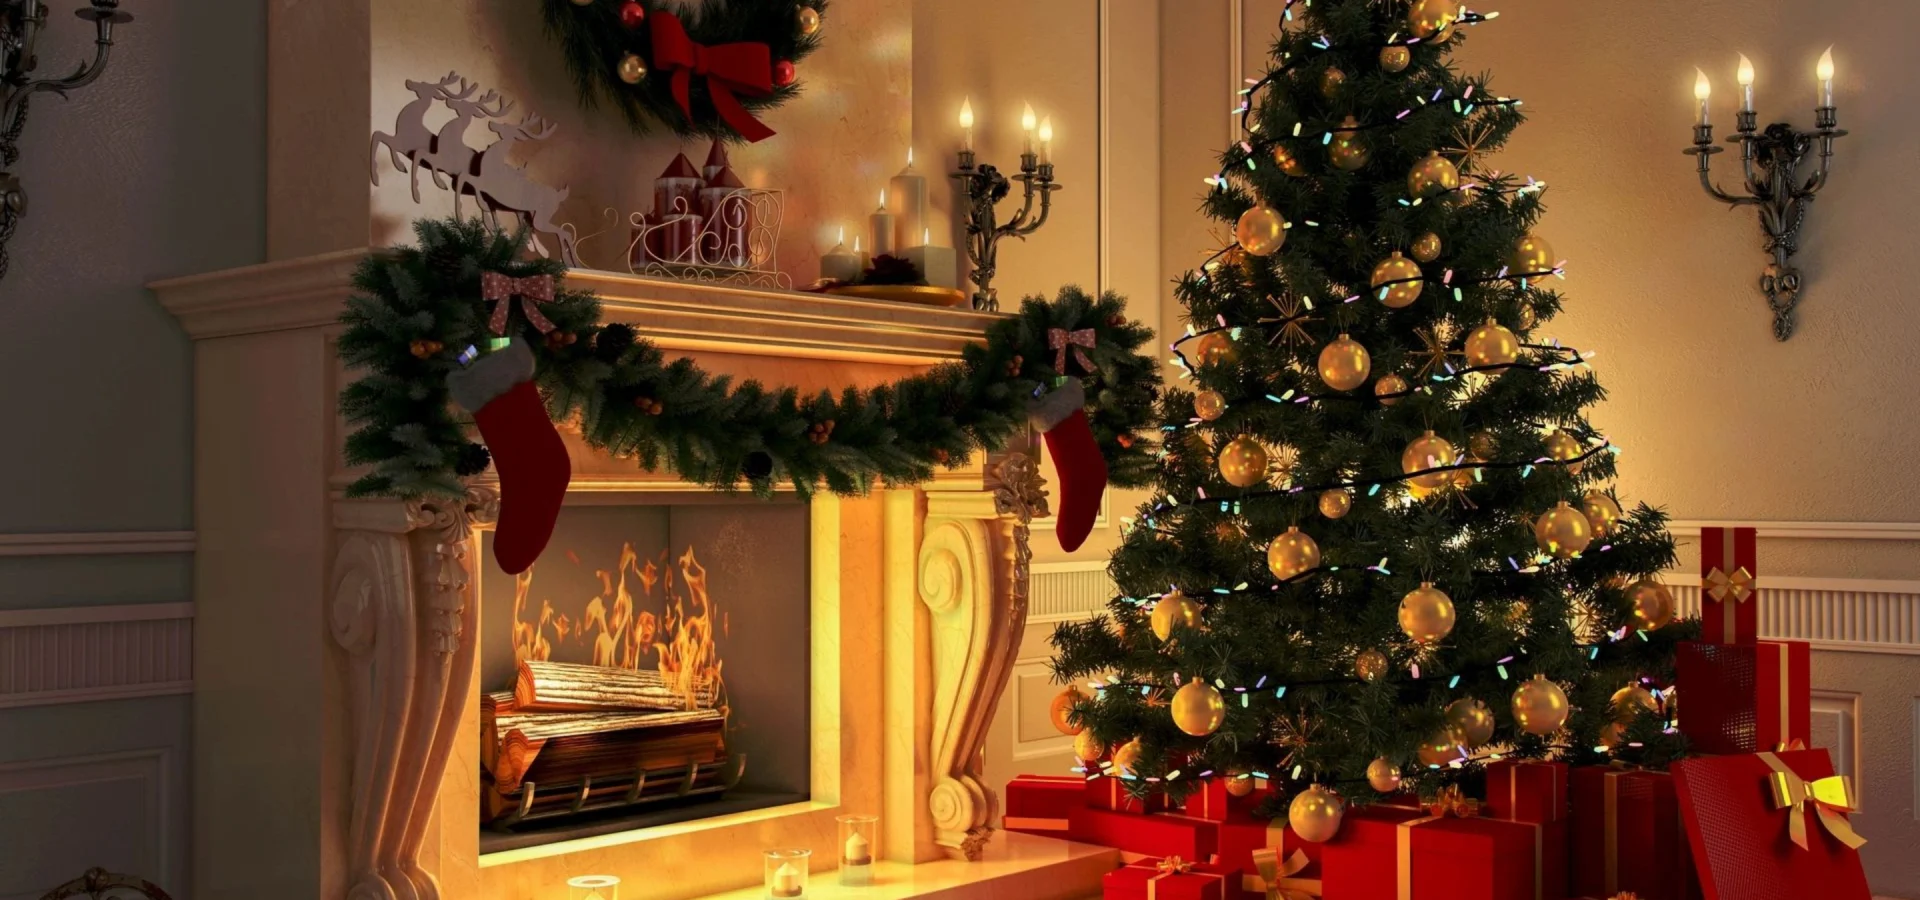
[1038,116,1054,164]
[853,234,869,275]
[1736,54,1755,113]
[772,862,804,898]
[1021,102,1037,155]
[819,226,860,283]
[843,830,872,866]
[869,189,895,257]
[888,149,929,249]
[1693,68,1712,127]
[959,98,974,151]
[1817,46,1835,107]
[901,227,958,289]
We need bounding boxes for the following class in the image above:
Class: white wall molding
[0,531,196,557]
[1668,520,1920,541]
[1665,575,1920,655]
[0,604,194,708]
[1030,561,1116,623]
[0,749,172,897]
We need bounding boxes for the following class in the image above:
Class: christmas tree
[1048,0,1692,825]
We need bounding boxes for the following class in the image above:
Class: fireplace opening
[477,499,811,853]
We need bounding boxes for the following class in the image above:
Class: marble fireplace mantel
[150,254,1115,900]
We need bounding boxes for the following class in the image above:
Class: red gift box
[1672,748,1869,900]
[1090,772,1174,813]
[1216,812,1324,896]
[1004,774,1083,837]
[1245,846,1324,900]
[1569,767,1697,900]
[1102,856,1231,900]
[1699,526,1758,645]
[1184,776,1271,821]
[1486,760,1568,824]
[1071,806,1219,861]
[1322,806,1564,900]
[1676,639,1809,754]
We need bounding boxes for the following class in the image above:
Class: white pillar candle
[900,228,957,289]
[869,190,895,257]
[888,150,929,249]
[820,228,861,283]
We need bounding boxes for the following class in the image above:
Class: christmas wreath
[540,0,826,142]
[338,218,1161,568]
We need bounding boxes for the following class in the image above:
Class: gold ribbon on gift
[1002,816,1067,831]
[1424,785,1482,819]
[1704,526,1757,643]
[1760,752,1867,851]
[1246,847,1322,900]
[1396,815,1442,900]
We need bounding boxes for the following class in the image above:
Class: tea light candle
[566,875,620,900]
[869,189,895,257]
[837,813,878,887]
[900,228,958,289]
[772,862,804,898]
[819,227,860,283]
[888,149,928,250]
[765,849,811,899]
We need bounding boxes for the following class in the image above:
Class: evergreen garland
[337,217,1161,500]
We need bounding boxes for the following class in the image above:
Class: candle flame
[923,227,931,244]
[1693,68,1711,101]
[1021,102,1037,132]
[879,188,887,207]
[958,98,974,129]
[1038,116,1054,143]
[1817,46,1835,82]
[837,225,845,243]
[854,235,862,252]
[907,146,915,166]
[1736,54,1754,86]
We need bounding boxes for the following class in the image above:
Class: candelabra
[1685,101,1845,341]
[952,148,1061,311]
[1,0,132,283]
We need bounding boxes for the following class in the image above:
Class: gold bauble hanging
[1407,152,1461,200]
[1627,578,1676,631]
[1225,771,1257,797]
[1355,648,1389,683]
[1516,303,1538,331]
[1417,730,1465,767]
[1401,431,1458,490]
[1219,436,1271,488]
[1367,758,1403,792]
[1150,591,1202,641]
[1050,685,1088,735]
[1445,698,1496,747]
[1329,116,1369,171]
[1582,490,1624,537]
[797,6,822,35]
[1468,430,1496,459]
[1371,251,1424,308]
[1411,232,1443,263]
[1534,501,1593,558]
[1073,730,1108,762]
[1236,205,1289,257]
[1267,526,1322,581]
[1318,334,1371,391]
[1511,675,1570,736]
[1545,429,1585,474]
[1375,373,1409,406]
[1407,0,1460,40]
[1111,738,1145,777]
[1272,144,1307,177]
[1464,319,1519,368]
[1318,489,1353,520]
[1193,331,1239,368]
[1379,45,1412,73]
[1288,785,1346,843]
[617,53,649,84]
[1172,679,1228,736]
[1610,684,1658,721]
[1320,66,1347,99]
[1194,390,1228,422]
[1510,234,1556,280]
[1398,582,1457,643]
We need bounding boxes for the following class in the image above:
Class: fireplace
[476,497,812,851]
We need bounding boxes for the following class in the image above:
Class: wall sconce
[1685,49,1845,341]
[951,99,1062,311]
[1,0,134,283]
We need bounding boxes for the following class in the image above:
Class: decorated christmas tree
[1048,0,1692,829]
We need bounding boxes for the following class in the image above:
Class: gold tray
[825,284,970,308]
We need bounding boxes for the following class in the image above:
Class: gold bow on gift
[1704,565,1755,604]
[1761,752,1867,851]
[1247,848,1321,900]
[1608,893,1643,900]
[1424,785,1482,819]
[1155,856,1195,876]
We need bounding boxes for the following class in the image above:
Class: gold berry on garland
[1401,431,1457,490]
[1511,675,1570,735]
[1367,757,1402,792]
[1463,319,1519,368]
[1398,583,1456,643]
[617,53,648,84]
[1289,785,1345,843]
[1582,490,1623,536]
[618,0,646,28]
[1004,354,1025,377]
[409,339,443,359]
[1172,678,1227,736]
[1407,151,1461,200]
[1534,502,1593,558]
[1375,373,1408,405]
[1194,389,1227,422]
[1218,436,1270,487]
[545,330,578,351]
[1627,578,1676,630]
[633,396,665,415]
[1272,144,1306,177]
[1235,204,1288,257]
[1116,433,1136,449]
[1371,251,1423,308]
[1150,591,1202,642]
[1049,686,1087,735]
[1318,488,1352,520]
[1411,232,1443,263]
[1380,45,1411,73]
[1267,526,1321,581]
[1329,116,1369,170]
[797,5,821,35]
[1318,334,1371,391]
[1192,331,1239,368]
[807,419,836,444]
[1108,313,1127,327]
[1354,648,1388,683]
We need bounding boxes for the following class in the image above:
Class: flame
[511,569,553,663]
[657,546,726,713]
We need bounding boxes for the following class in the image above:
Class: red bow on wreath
[482,271,557,336]
[649,10,777,142]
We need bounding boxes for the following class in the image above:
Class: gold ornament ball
[1516,304,1539,331]
[1150,591,1202,642]
[1194,390,1228,422]
[1468,430,1496,459]
[1545,429,1585,474]
[1218,436,1271,488]
[1050,686,1087,735]
[1320,67,1347,100]
[1417,730,1465,767]
[1272,144,1307,177]
[1407,0,1460,40]
[797,6,822,35]
[1583,490,1624,537]
[1288,785,1346,843]
[1367,757,1403,792]
[1627,578,1677,631]
[1534,501,1594,558]
[1355,648,1389,683]
[1225,772,1257,797]
[1111,738,1145,778]
[1214,520,1242,542]
[1235,205,1289,257]
[617,53,649,84]
[1375,373,1409,406]
[1371,251,1424,308]
[1411,232,1443,263]
[1073,730,1107,762]
[1267,526,1322,581]
[1329,116,1369,171]
[1193,331,1239,368]
[1398,582,1457,644]
[1380,45,1412,73]
[1611,684,1658,721]
[1401,430,1458,491]
[1445,698,1496,747]
[1318,488,1353,520]
[1464,319,1519,368]
[1318,334,1372,391]
[1407,152,1461,200]
[1511,234,1556,280]
[1598,721,1628,749]
[1512,675,1571,736]
[1172,679,1228,737]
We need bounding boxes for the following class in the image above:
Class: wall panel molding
[1031,561,1116,623]
[0,749,172,898]
[0,604,194,708]
[0,531,196,557]
[1668,520,1920,541]
[1664,576,1920,655]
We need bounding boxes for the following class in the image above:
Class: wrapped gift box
[1089,773,1175,814]
[1675,639,1809,754]
[1215,811,1323,895]
[1486,760,1568,825]
[1321,805,1565,900]
[1070,806,1219,861]
[1699,526,1758,645]
[1183,777,1270,821]
[1569,767,1696,900]
[1102,856,1231,900]
[1671,748,1869,900]
[1004,774,1083,837]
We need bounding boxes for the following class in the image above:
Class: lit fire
[512,542,727,716]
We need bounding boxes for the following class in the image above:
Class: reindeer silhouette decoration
[368,73,578,267]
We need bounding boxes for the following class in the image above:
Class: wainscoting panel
[0,604,194,709]
[0,750,169,900]
[1810,691,1862,788]
[1666,576,1920,655]
[1031,562,1117,623]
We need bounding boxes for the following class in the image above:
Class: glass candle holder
[764,849,811,898]
[567,875,620,900]
[837,814,879,886]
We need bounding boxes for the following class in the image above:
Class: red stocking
[1027,380,1108,552]
[448,340,572,574]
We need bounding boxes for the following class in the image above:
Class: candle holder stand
[951,148,1061,311]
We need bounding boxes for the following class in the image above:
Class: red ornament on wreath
[773,59,796,88]
[618,0,646,29]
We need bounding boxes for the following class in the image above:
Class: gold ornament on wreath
[1267,526,1322,581]
[1355,648,1389,683]
[1535,501,1593,558]
[1329,116,1369,171]
[1464,319,1520,368]
[1627,578,1676,631]
[1445,697,1496,747]
[1402,430,1458,491]
[1050,685,1088,735]
[1380,45,1412,73]
[1512,674,1570,736]
[1372,251,1424,307]
[1583,490,1624,537]
[1318,488,1353,519]
[1173,678,1228,736]
[1236,204,1289,257]
[1289,785,1346,843]
[1151,591,1203,641]
[1318,334,1372,391]
[1407,151,1461,200]
[1194,389,1227,422]
[1399,582,1457,643]
[1219,436,1271,487]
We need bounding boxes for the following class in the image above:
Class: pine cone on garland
[742,451,775,480]
[453,441,492,477]
[859,254,925,286]
[593,323,637,362]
